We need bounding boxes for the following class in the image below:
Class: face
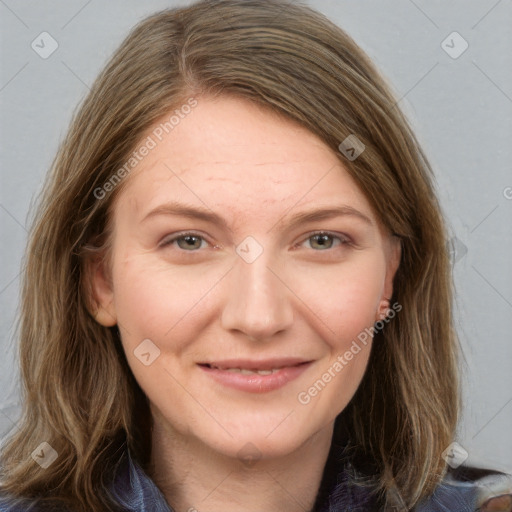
[89,95,400,461]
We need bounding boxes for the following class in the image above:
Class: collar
[110,445,512,512]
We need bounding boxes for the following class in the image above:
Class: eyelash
[159,231,353,253]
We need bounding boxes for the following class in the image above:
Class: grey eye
[309,233,335,250]
[175,235,204,250]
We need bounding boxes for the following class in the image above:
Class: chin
[198,415,320,463]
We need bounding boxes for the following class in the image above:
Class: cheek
[293,261,380,413]
[291,255,385,345]
[110,257,210,398]
[111,255,219,353]
[112,262,167,339]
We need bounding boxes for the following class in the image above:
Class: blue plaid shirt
[1,446,511,511]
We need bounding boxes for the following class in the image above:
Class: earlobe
[93,301,118,327]
[84,254,117,327]
[376,298,391,321]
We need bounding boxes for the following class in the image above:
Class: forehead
[115,95,376,223]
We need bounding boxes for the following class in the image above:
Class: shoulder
[415,465,512,512]
[0,491,67,512]
[108,447,173,512]
[0,446,171,512]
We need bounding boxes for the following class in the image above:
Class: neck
[148,412,334,512]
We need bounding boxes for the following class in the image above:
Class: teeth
[211,365,282,375]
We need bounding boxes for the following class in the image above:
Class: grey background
[1,0,511,472]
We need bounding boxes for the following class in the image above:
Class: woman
[0,0,510,511]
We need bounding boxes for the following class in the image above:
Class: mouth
[197,358,313,393]
[198,357,311,372]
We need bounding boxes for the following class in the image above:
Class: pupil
[182,236,199,249]
[314,234,331,249]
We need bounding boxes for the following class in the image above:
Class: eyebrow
[141,200,374,231]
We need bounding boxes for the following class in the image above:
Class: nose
[220,248,294,342]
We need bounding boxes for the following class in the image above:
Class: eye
[159,231,352,253]
[300,231,351,251]
[160,232,209,251]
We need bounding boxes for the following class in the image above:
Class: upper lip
[199,358,312,371]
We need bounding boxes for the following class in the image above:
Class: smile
[206,365,284,375]
[197,359,313,393]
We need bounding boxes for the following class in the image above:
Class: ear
[83,253,117,327]
[376,235,402,321]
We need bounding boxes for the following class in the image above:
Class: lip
[197,358,313,393]
[200,357,311,371]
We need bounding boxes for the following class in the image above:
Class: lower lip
[197,362,312,393]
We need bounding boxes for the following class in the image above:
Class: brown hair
[0,0,459,510]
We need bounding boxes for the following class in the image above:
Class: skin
[88,95,401,512]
